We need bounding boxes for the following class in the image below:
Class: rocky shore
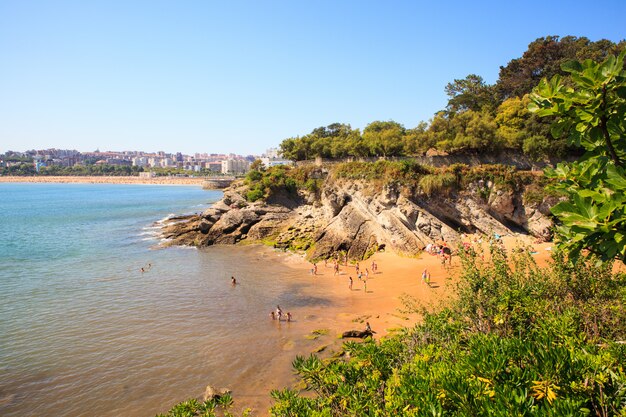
[160,166,557,259]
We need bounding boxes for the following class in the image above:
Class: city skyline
[1,1,625,155]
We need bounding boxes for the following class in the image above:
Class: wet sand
[0,175,205,186]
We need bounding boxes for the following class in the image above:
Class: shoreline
[0,175,206,186]
[220,235,557,415]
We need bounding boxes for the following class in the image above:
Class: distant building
[260,157,292,169]
[205,162,222,172]
[221,159,250,175]
[132,157,149,167]
[264,147,280,158]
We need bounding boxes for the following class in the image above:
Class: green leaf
[561,59,583,74]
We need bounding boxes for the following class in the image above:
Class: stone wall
[296,152,575,170]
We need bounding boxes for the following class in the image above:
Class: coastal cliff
[160,162,558,259]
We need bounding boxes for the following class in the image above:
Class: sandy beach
[0,175,206,186]
[216,234,557,415]
[274,234,556,340]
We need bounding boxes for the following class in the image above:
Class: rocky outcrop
[341,330,374,339]
[202,385,231,401]
[160,173,555,260]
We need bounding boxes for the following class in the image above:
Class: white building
[132,157,149,167]
[221,159,250,175]
[260,157,293,169]
[264,147,280,158]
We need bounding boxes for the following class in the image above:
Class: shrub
[418,173,457,196]
[268,246,626,416]
[246,188,264,202]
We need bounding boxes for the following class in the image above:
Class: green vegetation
[0,162,223,177]
[530,51,626,263]
[244,159,547,204]
[244,165,323,202]
[279,36,625,162]
[331,160,539,198]
[269,246,626,416]
[0,163,145,176]
[156,394,249,417]
[244,165,297,202]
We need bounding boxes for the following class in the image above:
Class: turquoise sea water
[0,183,335,416]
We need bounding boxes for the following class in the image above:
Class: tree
[498,36,625,100]
[362,121,405,157]
[445,74,496,114]
[249,159,264,172]
[529,51,626,262]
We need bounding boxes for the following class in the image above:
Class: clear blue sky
[1,1,624,155]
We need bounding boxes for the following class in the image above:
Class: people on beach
[365,268,369,279]
[231,276,237,285]
[270,311,276,320]
[365,321,372,333]
[355,263,360,274]
[422,269,430,285]
[276,305,283,321]
[349,276,353,290]
[363,279,367,293]
[286,312,292,322]
[140,267,145,273]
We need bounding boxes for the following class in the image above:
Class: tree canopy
[279,36,624,162]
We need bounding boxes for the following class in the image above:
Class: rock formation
[160,169,557,260]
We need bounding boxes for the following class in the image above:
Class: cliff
[160,163,558,259]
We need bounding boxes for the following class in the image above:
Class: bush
[268,245,626,416]
[418,173,457,196]
[246,188,264,202]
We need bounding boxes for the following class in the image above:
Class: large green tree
[445,74,497,114]
[362,121,405,158]
[530,51,626,262]
[498,35,625,100]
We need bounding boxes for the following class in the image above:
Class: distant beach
[0,175,205,186]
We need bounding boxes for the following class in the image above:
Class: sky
[1,1,625,155]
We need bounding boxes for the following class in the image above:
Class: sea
[0,183,339,416]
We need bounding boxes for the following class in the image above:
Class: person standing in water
[231,276,237,286]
